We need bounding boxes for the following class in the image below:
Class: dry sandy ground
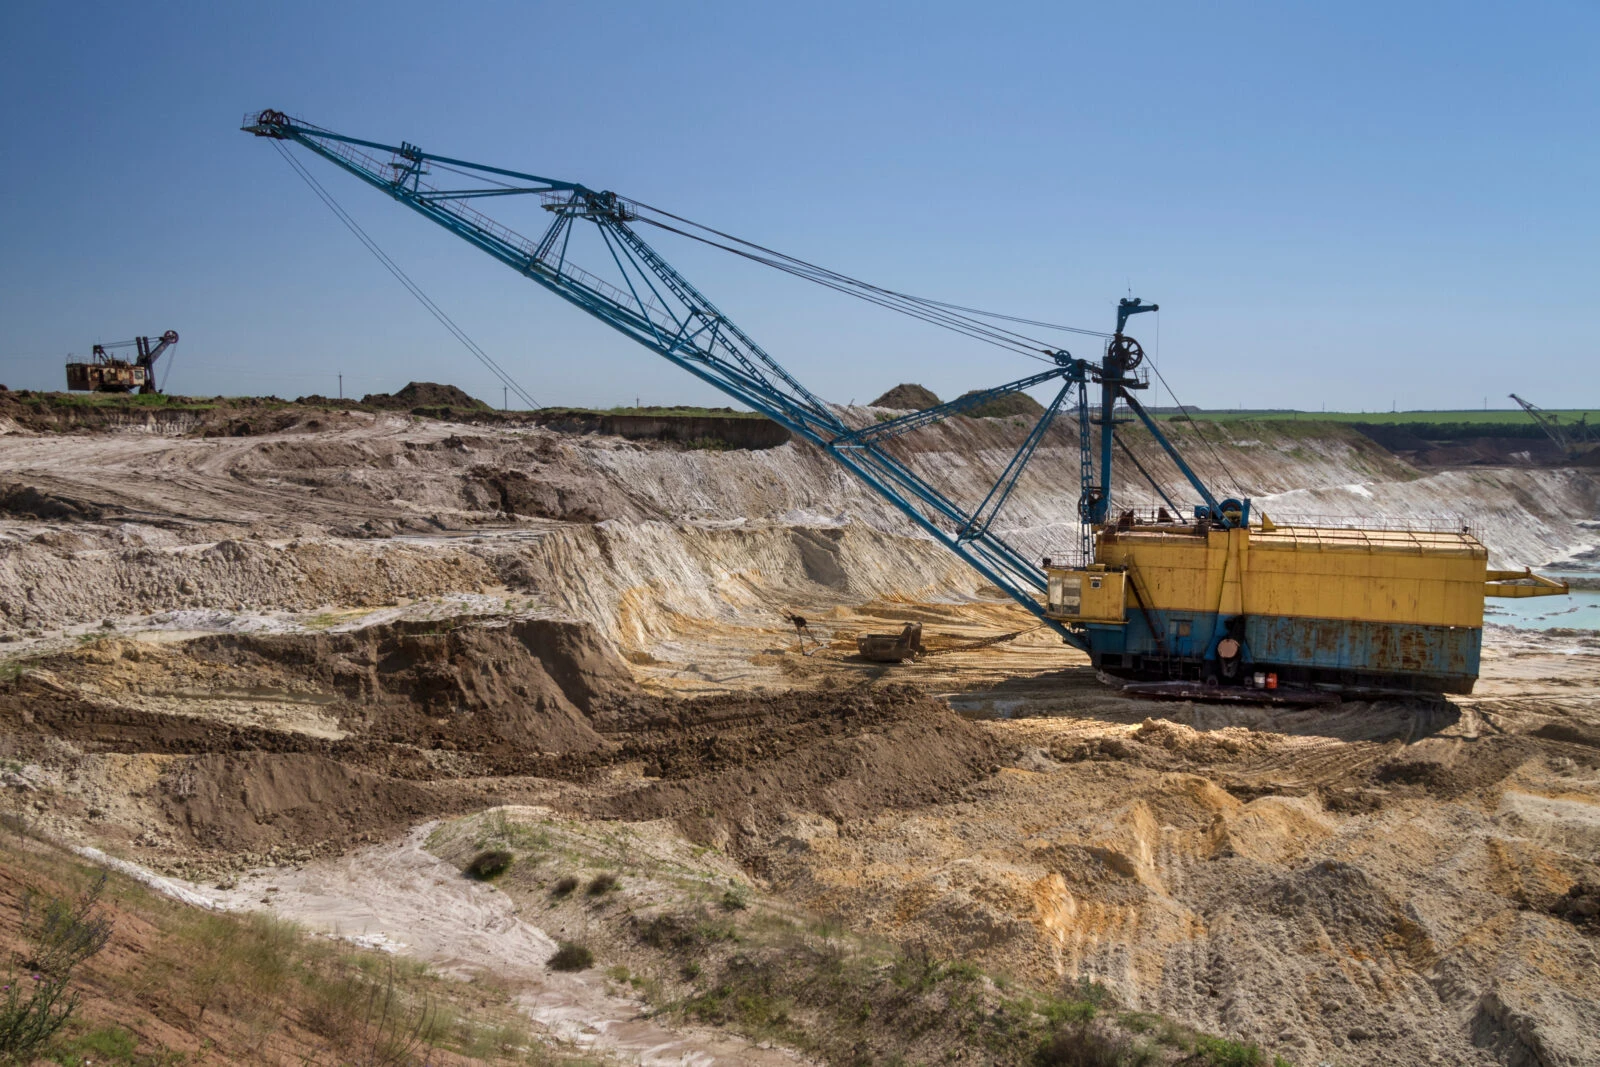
[1,407,1597,1065]
[10,615,1596,1066]
[214,823,806,1066]
[761,629,1600,1066]
[0,408,1591,642]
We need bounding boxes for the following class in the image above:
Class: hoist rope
[271,141,542,409]
[636,217,1057,362]
[412,146,1099,338]
[1142,312,1244,497]
[290,129,1110,366]
[630,200,1111,339]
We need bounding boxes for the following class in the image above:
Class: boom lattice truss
[244,111,1241,652]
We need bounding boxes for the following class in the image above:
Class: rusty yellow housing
[1045,566,1128,624]
[1045,522,1568,694]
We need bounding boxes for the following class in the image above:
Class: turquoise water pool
[1484,568,1600,631]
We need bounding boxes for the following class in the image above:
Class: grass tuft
[463,849,514,881]
[1193,1035,1274,1066]
[548,942,594,972]
[1033,1020,1154,1066]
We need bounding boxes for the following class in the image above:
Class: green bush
[1034,1021,1151,1066]
[548,942,594,972]
[1194,1035,1271,1066]
[551,876,580,898]
[586,872,619,896]
[0,875,111,1060]
[58,1025,137,1064]
[463,849,513,881]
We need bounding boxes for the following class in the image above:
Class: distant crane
[1509,393,1593,457]
[66,331,179,394]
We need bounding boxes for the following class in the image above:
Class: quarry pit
[0,392,1596,1066]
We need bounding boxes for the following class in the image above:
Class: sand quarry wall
[0,410,1593,636]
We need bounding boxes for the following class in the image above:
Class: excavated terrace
[0,400,1596,1065]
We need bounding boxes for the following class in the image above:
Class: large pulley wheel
[1108,335,1144,371]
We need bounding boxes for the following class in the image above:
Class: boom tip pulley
[245,109,292,137]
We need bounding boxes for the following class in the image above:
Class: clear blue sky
[1,1,1594,412]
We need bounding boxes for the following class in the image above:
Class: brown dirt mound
[3,626,1012,870]
[589,685,1009,864]
[195,410,347,438]
[464,465,621,522]
[1551,883,1600,931]
[870,383,942,410]
[181,617,638,752]
[1532,721,1600,749]
[1257,859,1436,966]
[159,751,450,856]
[360,381,488,411]
[0,482,107,521]
[1048,717,1273,769]
[1370,738,1535,799]
[3,617,639,763]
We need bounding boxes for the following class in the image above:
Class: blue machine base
[1083,611,1481,695]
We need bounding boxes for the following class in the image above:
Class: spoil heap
[359,381,489,411]
[0,623,1001,872]
[870,383,942,409]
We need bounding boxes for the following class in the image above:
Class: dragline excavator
[244,110,1569,697]
[1510,393,1594,459]
[66,330,179,394]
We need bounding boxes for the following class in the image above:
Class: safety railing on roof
[1259,512,1477,537]
[1094,507,1478,537]
[1040,547,1092,570]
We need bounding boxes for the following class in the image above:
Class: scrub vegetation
[0,823,586,1065]
[427,808,1291,1067]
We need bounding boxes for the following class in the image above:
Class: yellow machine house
[1047,520,1563,694]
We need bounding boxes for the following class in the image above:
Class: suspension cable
[1142,315,1244,497]
[158,343,178,394]
[271,142,541,409]
[635,215,1060,362]
[291,124,1106,365]
[627,201,1111,358]
[631,199,1111,339]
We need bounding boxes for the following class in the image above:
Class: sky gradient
[1,1,1594,412]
